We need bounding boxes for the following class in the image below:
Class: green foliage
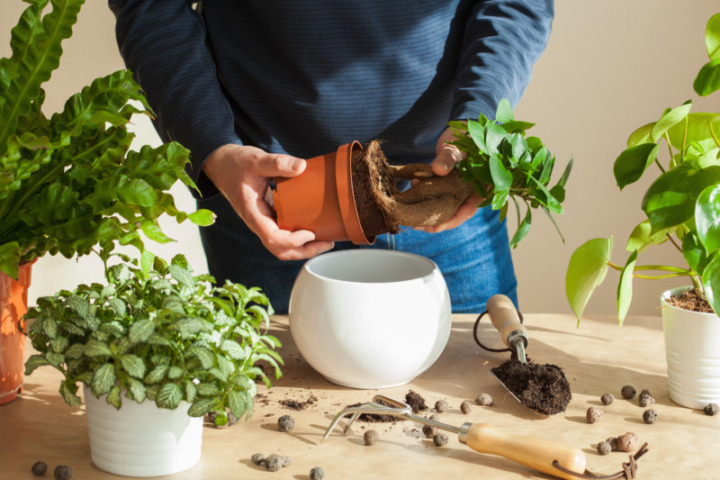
[566,12,720,324]
[0,0,214,280]
[449,99,572,247]
[23,253,282,423]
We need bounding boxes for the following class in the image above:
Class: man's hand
[420,126,484,233]
[203,144,335,260]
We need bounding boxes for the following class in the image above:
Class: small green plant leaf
[694,58,720,97]
[626,220,668,253]
[683,233,710,275]
[60,381,82,407]
[127,377,146,403]
[187,398,216,417]
[696,183,720,253]
[617,250,638,325]
[128,318,155,344]
[227,390,247,420]
[24,354,50,375]
[119,354,146,379]
[613,143,660,190]
[705,12,720,60]
[565,237,613,324]
[84,339,111,357]
[107,385,122,409]
[701,254,720,314]
[509,208,532,248]
[187,209,215,226]
[651,101,693,142]
[642,164,720,232]
[156,383,183,410]
[91,363,116,395]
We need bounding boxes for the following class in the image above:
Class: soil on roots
[351,142,398,238]
[491,360,572,415]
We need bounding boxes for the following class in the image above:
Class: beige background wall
[1,1,718,317]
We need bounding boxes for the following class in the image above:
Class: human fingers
[431,127,466,176]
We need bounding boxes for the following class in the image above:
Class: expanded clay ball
[31,461,48,476]
[54,465,73,480]
[621,385,636,399]
[433,433,449,447]
[460,400,472,414]
[422,424,435,438]
[250,453,265,466]
[435,399,449,413]
[596,441,612,455]
[364,430,379,446]
[704,403,719,416]
[643,409,658,424]
[638,392,655,408]
[264,454,283,472]
[310,467,325,480]
[277,414,295,432]
[475,393,493,406]
[616,432,639,453]
[600,393,614,405]
[606,436,619,452]
[586,406,604,424]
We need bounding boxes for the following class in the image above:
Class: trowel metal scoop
[476,294,570,416]
[323,394,586,480]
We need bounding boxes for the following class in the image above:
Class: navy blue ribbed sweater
[109,0,553,198]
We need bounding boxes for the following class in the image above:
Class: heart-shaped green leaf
[566,237,613,324]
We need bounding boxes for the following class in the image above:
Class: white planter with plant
[565,12,720,409]
[23,254,282,476]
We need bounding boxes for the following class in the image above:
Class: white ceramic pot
[289,250,452,389]
[661,287,720,409]
[84,386,203,477]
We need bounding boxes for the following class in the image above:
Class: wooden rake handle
[460,422,587,480]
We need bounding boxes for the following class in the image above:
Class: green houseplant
[0,0,213,404]
[565,11,720,410]
[22,253,281,475]
[566,12,720,324]
[23,252,281,420]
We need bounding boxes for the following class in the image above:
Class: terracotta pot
[0,261,34,406]
[273,141,374,244]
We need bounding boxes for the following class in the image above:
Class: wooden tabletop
[1,313,717,479]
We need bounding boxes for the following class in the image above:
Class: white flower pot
[661,287,720,409]
[84,386,203,477]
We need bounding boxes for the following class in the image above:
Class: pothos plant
[450,98,573,247]
[0,0,214,280]
[566,12,720,324]
[23,252,282,426]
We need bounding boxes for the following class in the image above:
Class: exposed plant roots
[352,141,475,237]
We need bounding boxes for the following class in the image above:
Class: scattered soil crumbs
[280,394,318,411]
[405,390,428,413]
[665,289,714,313]
[491,360,571,415]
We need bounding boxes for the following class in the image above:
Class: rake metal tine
[322,396,412,441]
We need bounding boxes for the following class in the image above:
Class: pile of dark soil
[491,360,571,415]
[665,289,714,313]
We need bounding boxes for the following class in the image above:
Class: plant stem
[666,233,683,254]
[709,121,720,149]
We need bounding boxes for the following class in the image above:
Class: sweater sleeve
[108,0,238,197]
[451,0,554,121]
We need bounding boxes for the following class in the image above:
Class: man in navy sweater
[109,1,554,313]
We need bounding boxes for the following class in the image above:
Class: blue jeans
[197,195,518,314]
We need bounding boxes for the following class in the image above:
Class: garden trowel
[481,294,571,416]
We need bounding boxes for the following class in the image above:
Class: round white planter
[83,386,203,477]
[661,287,720,409]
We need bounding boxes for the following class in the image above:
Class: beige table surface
[1,313,718,479]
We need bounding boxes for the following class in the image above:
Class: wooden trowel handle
[460,423,586,480]
[486,294,527,349]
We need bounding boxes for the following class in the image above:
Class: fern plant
[0,0,213,280]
